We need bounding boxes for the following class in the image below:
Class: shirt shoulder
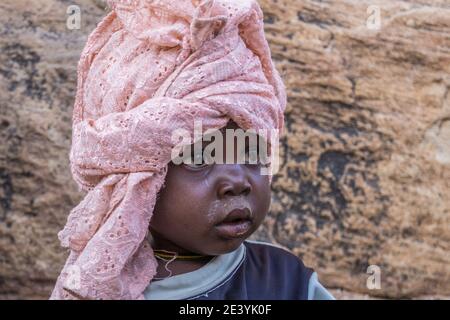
[241,240,313,299]
[308,272,335,300]
[243,239,311,271]
[243,240,335,300]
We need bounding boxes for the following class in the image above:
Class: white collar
[144,243,246,300]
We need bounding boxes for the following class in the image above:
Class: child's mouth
[214,208,253,239]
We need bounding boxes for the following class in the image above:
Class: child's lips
[214,208,253,239]
[214,219,253,239]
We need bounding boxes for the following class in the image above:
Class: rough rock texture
[0,0,107,299]
[0,0,449,299]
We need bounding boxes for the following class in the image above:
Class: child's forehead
[221,120,240,131]
[203,120,264,145]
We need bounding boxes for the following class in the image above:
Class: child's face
[149,121,271,255]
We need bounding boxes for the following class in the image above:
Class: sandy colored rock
[0,0,106,299]
[0,0,449,299]
[252,0,450,298]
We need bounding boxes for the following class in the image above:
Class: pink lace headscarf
[51,0,286,299]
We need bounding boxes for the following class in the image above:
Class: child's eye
[183,151,211,169]
[240,146,272,168]
[239,147,260,165]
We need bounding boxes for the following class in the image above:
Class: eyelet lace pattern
[51,0,286,300]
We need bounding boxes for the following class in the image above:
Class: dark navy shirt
[144,240,334,300]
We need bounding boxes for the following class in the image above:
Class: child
[145,120,334,300]
[51,0,334,300]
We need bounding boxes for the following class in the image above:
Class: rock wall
[0,0,449,299]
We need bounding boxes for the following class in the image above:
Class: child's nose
[216,164,252,198]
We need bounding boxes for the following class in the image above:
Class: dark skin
[149,121,272,279]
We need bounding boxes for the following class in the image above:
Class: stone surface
[0,0,106,299]
[0,0,449,299]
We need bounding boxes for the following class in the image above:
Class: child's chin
[206,236,248,256]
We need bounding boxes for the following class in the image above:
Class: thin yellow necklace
[153,249,211,261]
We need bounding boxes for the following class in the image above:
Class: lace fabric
[51,0,286,300]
